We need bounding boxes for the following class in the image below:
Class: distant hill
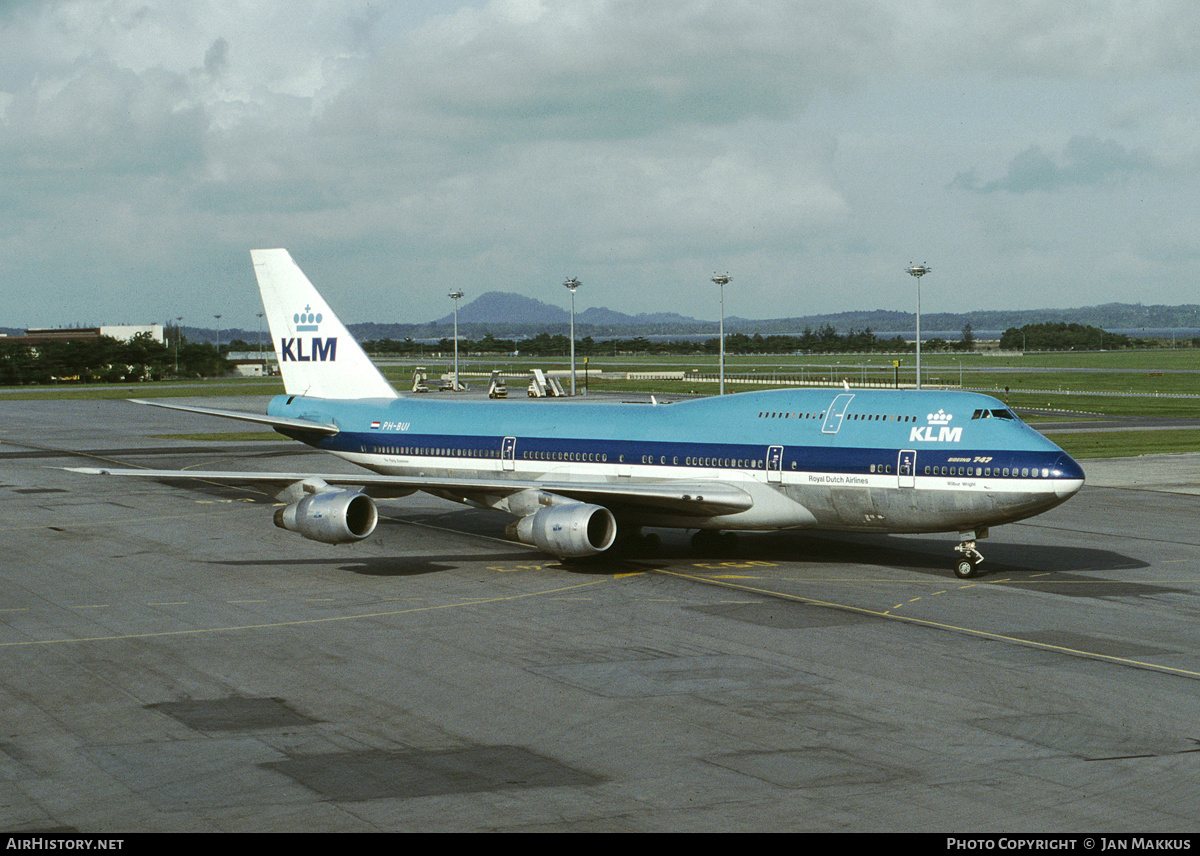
[435,291,569,326]
[401,293,1200,339]
[155,296,1200,344]
[577,306,702,327]
[430,292,703,330]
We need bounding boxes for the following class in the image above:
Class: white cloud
[2,1,1200,327]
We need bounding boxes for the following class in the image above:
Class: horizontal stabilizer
[128,398,339,435]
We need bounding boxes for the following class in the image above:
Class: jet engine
[507,503,617,558]
[274,489,378,545]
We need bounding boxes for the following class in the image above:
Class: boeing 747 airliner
[71,249,1085,579]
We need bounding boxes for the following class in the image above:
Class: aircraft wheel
[954,559,977,579]
[614,531,661,558]
[691,530,737,556]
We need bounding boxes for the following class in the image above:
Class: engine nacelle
[274,490,378,545]
[507,503,617,558]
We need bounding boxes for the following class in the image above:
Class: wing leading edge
[64,466,754,517]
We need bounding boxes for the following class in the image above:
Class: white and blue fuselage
[268,386,1084,536]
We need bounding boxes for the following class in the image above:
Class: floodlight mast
[905,264,931,390]
[449,289,464,391]
[563,277,580,395]
[712,273,731,395]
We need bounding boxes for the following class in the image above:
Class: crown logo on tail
[294,305,322,332]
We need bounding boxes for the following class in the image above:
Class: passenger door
[822,393,855,434]
[766,445,784,483]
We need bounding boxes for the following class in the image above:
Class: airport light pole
[712,273,731,395]
[214,314,222,354]
[449,289,464,391]
[174,315,183,375]
[905,264,931,390]
[564,277,580,395]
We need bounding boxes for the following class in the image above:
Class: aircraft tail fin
[251,249,398,400]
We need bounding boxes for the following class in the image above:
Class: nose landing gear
[953,528,988,579]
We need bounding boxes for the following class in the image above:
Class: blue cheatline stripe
[324,432,1076,480]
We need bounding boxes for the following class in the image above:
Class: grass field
[5,349,1200,459]
[1042,428,1200,459]
[0,378,284,401]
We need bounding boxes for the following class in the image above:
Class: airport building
[225,351,277,377]
[3,323,166,345]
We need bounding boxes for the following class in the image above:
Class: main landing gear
[612,526,662,558]
[691,529,739,555]
[953,528,988,579]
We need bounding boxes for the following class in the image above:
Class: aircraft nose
[1052,453,1085,499]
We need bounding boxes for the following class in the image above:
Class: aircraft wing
[127,399,339,436]
[64,467,754,517]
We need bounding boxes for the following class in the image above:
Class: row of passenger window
[925,465,1049,478]
[843,413,917,422]
[526,450,607,463]
[364,447,615,463]
[757,411,918,422]
[364,445,498,457]
[656,456,766,469]
[361,444,769,467]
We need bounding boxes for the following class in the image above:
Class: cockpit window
[973,408,1017,421]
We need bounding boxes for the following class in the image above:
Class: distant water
[593,328,1200,344]
[869,328,1200,342]
[1101,328,1200,339]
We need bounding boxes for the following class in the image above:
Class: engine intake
[507,503,617,558]
[274,490,378,544]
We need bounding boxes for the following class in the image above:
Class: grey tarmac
[1,397,1199,832]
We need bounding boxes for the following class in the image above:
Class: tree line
[0,332,228,385]
[368,321,1160,357]
[998,322,1136,351]
[364,325,930,357]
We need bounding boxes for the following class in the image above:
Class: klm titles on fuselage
[909,425,963,443]
[909,409,962,443]
[280,337,337,362]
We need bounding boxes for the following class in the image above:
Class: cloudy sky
[3,1,1199,330]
